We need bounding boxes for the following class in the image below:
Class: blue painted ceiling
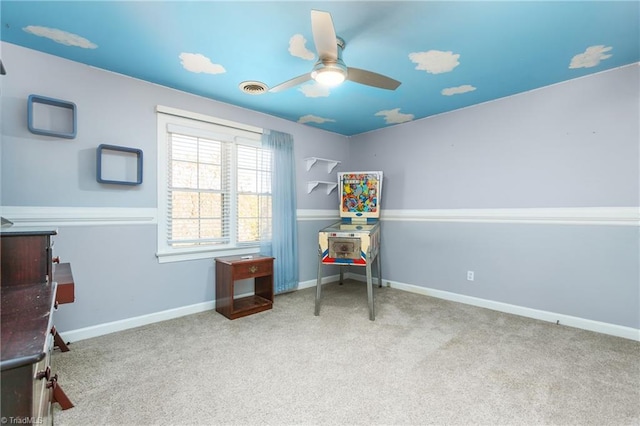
[1,1,638,136]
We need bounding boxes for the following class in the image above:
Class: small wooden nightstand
[215,255,274,319]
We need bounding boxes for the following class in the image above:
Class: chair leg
[377,251,383,288]
[49,376,74,410]
[51,326,70,352]
[315,249,323,316]
[366,262,375,321]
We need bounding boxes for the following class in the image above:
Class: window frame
[156,106,268,263]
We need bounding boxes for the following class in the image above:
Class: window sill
[156,247,261,264]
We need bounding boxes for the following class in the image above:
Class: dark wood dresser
[1,227,74,423]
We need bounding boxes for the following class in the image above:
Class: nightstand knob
[249,266,258,274]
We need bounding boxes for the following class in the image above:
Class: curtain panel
[260,130,299,294]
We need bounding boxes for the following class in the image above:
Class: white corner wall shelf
[304,157,340,173]
[307,181,338,195]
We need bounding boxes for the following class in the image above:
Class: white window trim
[156,105,262,134]
[155,106,265,264]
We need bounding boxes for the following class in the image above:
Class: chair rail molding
[296,209,340,221]
[1,206,158,226]
[380,207,639,226]
[3,206,636,227]
[295,207,638,225]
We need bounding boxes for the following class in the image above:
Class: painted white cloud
[441,84,476,96]
[179,53,226,74]
[298,83,330,98]
[23,25,97,49]
[298,114,336,124]
[375,108,414,124]
[569,45,613,69]
[289,34,315,60]
[409,50,460,74]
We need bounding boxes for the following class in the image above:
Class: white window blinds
[167,132,231,247]
[157,110,271,262]
[237,144,272,243]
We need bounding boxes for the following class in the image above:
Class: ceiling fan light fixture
[311,61,347,87]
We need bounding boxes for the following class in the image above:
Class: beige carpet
[52,280,640,425]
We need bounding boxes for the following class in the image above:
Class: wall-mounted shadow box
[96,144,143,185]
[27,94,77,139]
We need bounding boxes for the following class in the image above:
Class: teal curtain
[261,130,299,294]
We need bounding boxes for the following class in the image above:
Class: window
[156,107,271,262]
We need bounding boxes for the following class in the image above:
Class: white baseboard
[348,274,639,341]
[60,274,639,343]
[59,273,338,342]
[270,272,639,341]
[60,301,215,343]
[297,274,341,290]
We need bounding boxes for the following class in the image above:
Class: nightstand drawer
[233,260,273,280]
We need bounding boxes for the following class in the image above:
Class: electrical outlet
[467,271,475,281]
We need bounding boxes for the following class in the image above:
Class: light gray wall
[1,42,347,330]
[349,64,639,329]
[50,225,212,331]
[2,42,638,333]
[52,220,341,331]
[0,42,349,210]
[349,65,639,209]
[379,222,638,328]
[297,219,341,281]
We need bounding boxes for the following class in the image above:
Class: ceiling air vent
[239,81,268,95]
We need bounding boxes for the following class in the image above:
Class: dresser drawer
[233,260,273,280]
[32,338,53,423]
[0,320,53,424]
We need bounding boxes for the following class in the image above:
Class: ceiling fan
[269,10,401,93]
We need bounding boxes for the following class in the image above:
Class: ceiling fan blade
[269,73,312,93]
[347,67,401,90]
[311,10,338,60]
